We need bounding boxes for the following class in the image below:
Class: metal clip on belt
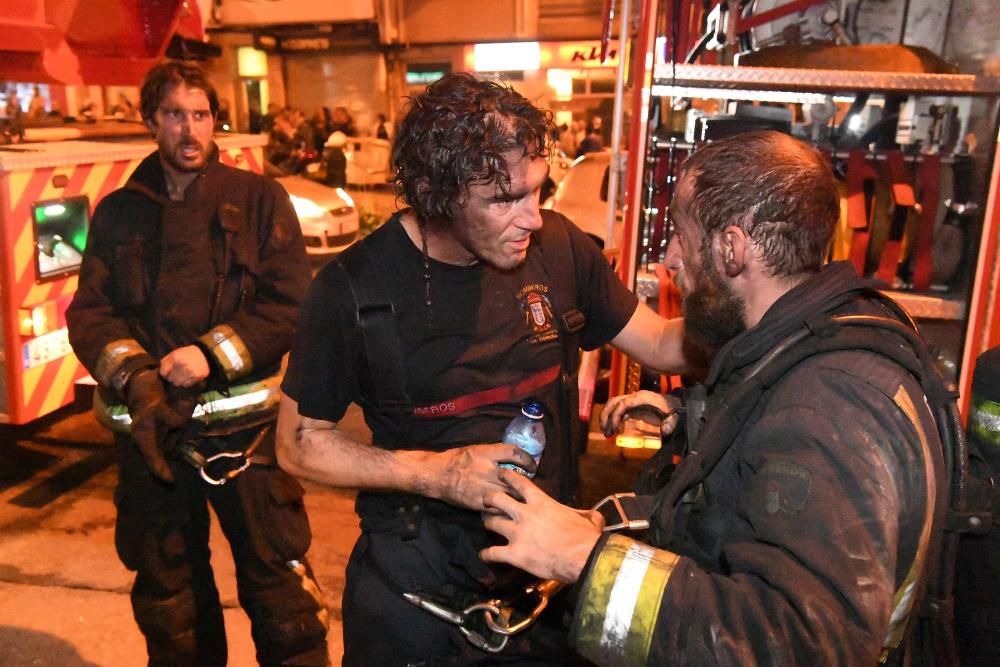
[401,593,509,653]
[403,492,655,651]
[180,425,271,486]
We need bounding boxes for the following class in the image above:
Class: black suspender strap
[537,214,587,502]
[336,240,413,414]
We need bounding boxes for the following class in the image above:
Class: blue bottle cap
[521,401,544,420]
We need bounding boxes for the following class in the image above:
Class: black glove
[125,369,188,483]
[161,382,207,454]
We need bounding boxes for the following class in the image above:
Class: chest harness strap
[335,219,586,491]
[337,238,413,415]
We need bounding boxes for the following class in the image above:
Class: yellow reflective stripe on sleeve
[93,338,148,387]
[574,533,679,665]
[970,396,1000,448]
[199,324,253,381]
[880,384,937,661]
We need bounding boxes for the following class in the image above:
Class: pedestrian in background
[370,112,392,141]
[261,102,281,134]
[27,86,47,119]
[576,116,605,157]
[312,107,333,153]
[329,105,356,137]
[557,121,578,157]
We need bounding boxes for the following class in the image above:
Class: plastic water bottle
[501,401,545,478]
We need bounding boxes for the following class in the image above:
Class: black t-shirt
[283,209,637,501]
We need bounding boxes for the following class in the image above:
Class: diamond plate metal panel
[653,64,1000,96]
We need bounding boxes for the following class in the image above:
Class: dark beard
[682,256,747,357]
[163,141,208,173]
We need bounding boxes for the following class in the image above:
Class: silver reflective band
[94,373,282,434]
[600,542,656,651]
[217,337,246,374]
[193,387,273,418]
[95,338,148,388]
[199,324,253,381]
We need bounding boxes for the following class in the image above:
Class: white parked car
[542,150,622,250]
[276,175,360,255]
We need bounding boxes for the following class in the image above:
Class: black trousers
[114,429,329,666]
[341,520,576,666]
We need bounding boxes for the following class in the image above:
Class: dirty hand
[125,369,189,483]
[159,345,210,388]
[481,469,603,583]
[600,390,682,437]
[427,443,537,511]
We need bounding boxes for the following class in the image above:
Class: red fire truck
[0,131,267,424]
[603,0,1000,421]
[0,0,244,424]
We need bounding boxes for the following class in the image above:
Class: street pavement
[0,404,365,666]
[0,183,397,667]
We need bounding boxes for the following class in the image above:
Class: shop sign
[255,34,334,53]
[464,41,620,73]
[548,42,620,69]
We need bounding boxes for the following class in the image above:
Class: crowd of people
[1,86,141,130]
[552,115,607,159]
[1,86,69,142]
[262,103,395,186]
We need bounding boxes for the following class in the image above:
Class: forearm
[640,316,687,375]
[277,419,436,495]
[276,396,534,508]
[220,186,310,374]
[610,303,689,376]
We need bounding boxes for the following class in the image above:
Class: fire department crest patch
[517,284,558,343]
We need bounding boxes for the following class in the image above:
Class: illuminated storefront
[459,40,621,127]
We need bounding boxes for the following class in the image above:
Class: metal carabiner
[402,593,509,653]
[403,490,656,651]
[482,579,565,636]
[459,602,509,653]
[199,450,251,486]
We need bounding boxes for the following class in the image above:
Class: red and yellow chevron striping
[0,136,265,424]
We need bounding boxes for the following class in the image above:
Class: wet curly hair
[392,73,552,226]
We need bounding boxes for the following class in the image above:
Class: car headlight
[335,188,356,207]
[289,194,328,219]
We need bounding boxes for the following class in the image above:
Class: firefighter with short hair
[66,60,328,665]
[481,132,952,666]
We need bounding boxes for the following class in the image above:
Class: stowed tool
[402,492,653,652]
